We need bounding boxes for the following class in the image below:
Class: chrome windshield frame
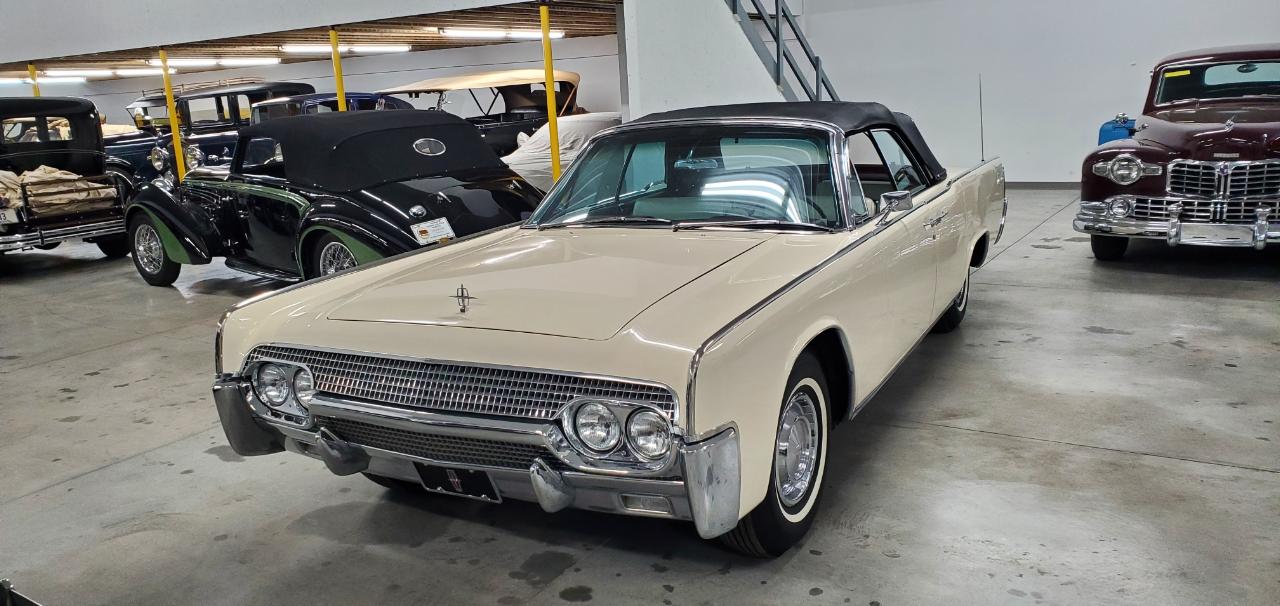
[524,117,854,231]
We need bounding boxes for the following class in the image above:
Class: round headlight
[1107,154,1142,185]
[148,147,168,171]
[1108,197,1133,218]
[292,367,316,405]
[627,410,671,460]
[184,144,205,170]
[255,363,292,405]
[574,402,620,452]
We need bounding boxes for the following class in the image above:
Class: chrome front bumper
[212,377,742,538]
[0,218,126,252]
[1074,203,1280,249]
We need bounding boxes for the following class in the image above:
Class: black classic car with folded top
[124,110,543,285]
[1,97,130,258]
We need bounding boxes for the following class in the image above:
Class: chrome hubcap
[774,390,820,508]
[134,224,164,274]
[955,272,969,312]
[318,241,357,275]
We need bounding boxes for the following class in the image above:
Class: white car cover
[501,112,621,192]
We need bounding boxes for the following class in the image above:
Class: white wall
[621,0,785,120]
[0,0,510,64]
[800,0,1280,182]
[48,36,621,124]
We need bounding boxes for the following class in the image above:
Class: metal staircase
[724,0,839,102]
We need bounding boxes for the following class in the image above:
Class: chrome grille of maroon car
[1132,198,1274,225]
[244,345,678,420]
[1227,161,1280,198]
[1167,161,1220,198]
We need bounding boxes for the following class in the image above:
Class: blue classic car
[249,93,413,123]
[105,81,315,192]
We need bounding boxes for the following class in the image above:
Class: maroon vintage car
[1075,44,1280,260]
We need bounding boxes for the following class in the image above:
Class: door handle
[925,212,948,228]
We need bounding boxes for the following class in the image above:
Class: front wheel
[720,351,830,558]
[95,234,130,258]
[1090,235,1128,261]
[129,214,180,286]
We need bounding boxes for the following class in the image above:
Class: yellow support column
[330,27,348,111]
[539,1,562,183]
[26,63,40,97]
[158,50,187,181]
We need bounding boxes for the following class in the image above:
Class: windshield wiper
[537,216,674,230]
[673,219,835,233]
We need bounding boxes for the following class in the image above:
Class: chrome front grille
[1132,197,1275,225]
[317,415,570,471]
[1167,161,1220,198]
[1228,161,1280,198]
[245,345,678,421]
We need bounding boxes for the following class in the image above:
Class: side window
[1,116,75,143]
[870,130,924,192]
[186,96,232,126]
[240,137,286,179]
[235,95,253,121]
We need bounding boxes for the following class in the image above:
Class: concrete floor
[1,187,1277,605]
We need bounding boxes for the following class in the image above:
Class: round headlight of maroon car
[627,409,671,460]
[255,363,292,405]
[292,367,317,405]
[1107,197,1133,218]
[1107,154,1143,185]
[574,402,621,452]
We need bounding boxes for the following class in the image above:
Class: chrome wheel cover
[134,224,164,274]
[955,272,970,312]
[774,389,820,508]
[318,241,357,275]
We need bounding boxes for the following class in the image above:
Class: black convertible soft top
[237,109,505,191]
[636,101,946,184]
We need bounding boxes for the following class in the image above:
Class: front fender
[125,182,217,265]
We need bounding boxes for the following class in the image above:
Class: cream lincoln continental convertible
[212,102,1007,557]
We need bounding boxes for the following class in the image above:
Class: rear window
[2,116,75,143]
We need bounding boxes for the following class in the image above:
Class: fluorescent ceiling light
[440,28,564,39]
[148,58,217,67]
[45,69,114,77]
[350,44,411,53]
[0,76,87,84]
[218,57,281,66]
[281,44,345,54]
[115,68,176,77]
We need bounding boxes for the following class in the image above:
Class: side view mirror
[880,190,914,213]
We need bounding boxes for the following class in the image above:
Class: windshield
[1156,61,1280,104]
[530,125,841,229]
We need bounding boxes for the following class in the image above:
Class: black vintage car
[124,110,543,285]
[107,81,315,187]
[0,97,129,258]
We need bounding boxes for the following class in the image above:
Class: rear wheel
[95,234,130,258]
[129,214,180,286]
[932,270,969,333]
[1090,235,1128,261]
[309,233,359,278]
[720,352,830,558]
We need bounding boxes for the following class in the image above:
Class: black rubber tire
[128,214,181,286]
[362,472,424,493]
[307,232,359,279]
[932,270,970,334]
[95,234,130,258]
[720,351,830,558]
[1090,235,1128,261]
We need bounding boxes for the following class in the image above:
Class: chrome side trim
[682,158,1001,437]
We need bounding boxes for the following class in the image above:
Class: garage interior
[2,1,1278,605]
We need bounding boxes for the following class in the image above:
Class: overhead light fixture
[281,44,345,54]
[439,28,564,40]
[148,58,217,67]
[0,76,87,84]
[45,69,114,78]
[115,68,176,77]
[218,57,281,66]
[350,44,411,53]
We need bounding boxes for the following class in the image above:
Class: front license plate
[415,463,501,502]
[1181,223,1255,246]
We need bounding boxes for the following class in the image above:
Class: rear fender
[296,209,414,276]
[125,182,217,265]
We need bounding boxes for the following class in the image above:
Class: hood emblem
[1223,118,1236,131]
[413,138,447,156]
[454,284,476,313]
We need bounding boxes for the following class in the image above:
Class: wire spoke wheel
[774,390,820,508]
[318,241,357,275]
[134,224,165,275]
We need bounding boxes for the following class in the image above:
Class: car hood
[326,228,772,340]
[1137,103,1280,160]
